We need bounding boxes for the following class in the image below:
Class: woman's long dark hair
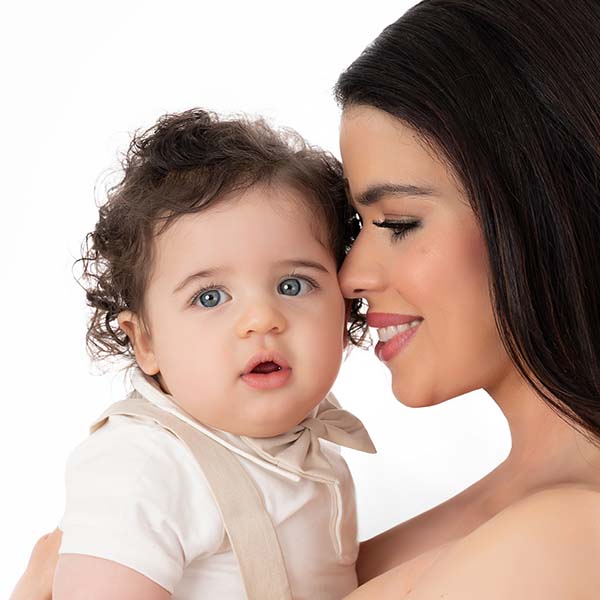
[336,0,600,442]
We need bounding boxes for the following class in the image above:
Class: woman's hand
[10,528,62,600]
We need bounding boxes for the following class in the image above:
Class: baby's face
[125,184,346,437]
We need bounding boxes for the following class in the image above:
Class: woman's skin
[339,105,600,598]
[11,105,600,599]
[10,529,61,600]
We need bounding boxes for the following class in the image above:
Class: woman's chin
[390,381,444,409]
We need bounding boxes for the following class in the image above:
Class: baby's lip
[242,351,291,376]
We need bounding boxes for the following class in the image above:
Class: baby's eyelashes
[189,275,322,309]
[278,276,318,297]
[192,287,232,308]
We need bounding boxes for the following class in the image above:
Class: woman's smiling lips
[240,351,292,390]
[367,312,423,362]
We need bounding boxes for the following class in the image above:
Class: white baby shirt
[59,370,368,599]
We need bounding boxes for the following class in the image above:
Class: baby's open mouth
[241,353,292,390]
[250,361,282,374]
[243,353,290,376]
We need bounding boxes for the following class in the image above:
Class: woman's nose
[235,301,287,338]
[339,238,385,299]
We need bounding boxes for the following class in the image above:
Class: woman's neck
[472,367,600,516]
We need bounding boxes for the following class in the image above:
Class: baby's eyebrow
[275,259,331,274]
[173,267,226,294]
[172,260,330,295]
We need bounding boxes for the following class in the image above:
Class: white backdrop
[1,1,510,594]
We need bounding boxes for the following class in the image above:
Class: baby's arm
[53,554,170,600]
[9,529,170,600]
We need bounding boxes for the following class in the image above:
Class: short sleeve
[58,415,225,592]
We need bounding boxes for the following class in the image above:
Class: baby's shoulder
[65,413,218,507]
[60,414,227,575]
[69,413,191,469]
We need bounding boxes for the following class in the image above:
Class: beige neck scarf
[241,395,376,483]
[130,369,376,483]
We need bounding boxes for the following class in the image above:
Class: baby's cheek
[304,317,344,384]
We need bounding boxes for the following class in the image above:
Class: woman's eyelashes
[190,275,319,308]
[372,218,421,242]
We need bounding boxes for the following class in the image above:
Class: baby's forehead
[212,182,336,244]
[156,184,333,252]
[148,182,343,289]
[145,190,340,295]
[249,183,336,253]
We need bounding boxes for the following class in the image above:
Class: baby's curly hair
[78,108,368,363]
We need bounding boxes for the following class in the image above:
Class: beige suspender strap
[92,395,293,600]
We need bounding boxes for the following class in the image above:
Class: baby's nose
[235,302,287,338]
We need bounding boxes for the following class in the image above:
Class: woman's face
[339,106,511,407]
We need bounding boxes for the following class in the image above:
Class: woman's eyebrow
[355,183,439,206]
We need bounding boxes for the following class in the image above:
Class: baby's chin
[240,405,322,439]
[240,416,309,439]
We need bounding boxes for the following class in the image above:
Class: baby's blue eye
[193,289,231,308]
[278,277,313,296]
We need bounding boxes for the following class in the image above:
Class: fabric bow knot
[241,394,376,482]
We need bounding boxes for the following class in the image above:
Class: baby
[25,109,375,599]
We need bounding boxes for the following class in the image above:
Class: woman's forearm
[357,525,407,584]
[10,529,62,600]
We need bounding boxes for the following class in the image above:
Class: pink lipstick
[368,312,423,362]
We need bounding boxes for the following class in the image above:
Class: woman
[336,0,600,596]
[11,0,600,598]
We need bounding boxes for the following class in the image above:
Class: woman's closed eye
[372,219,421,242]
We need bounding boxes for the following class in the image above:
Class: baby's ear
[117,311,159,375]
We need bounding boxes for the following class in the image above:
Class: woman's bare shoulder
[347,485,600,600]
[407,485,600,599]
[356,490,472,583]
